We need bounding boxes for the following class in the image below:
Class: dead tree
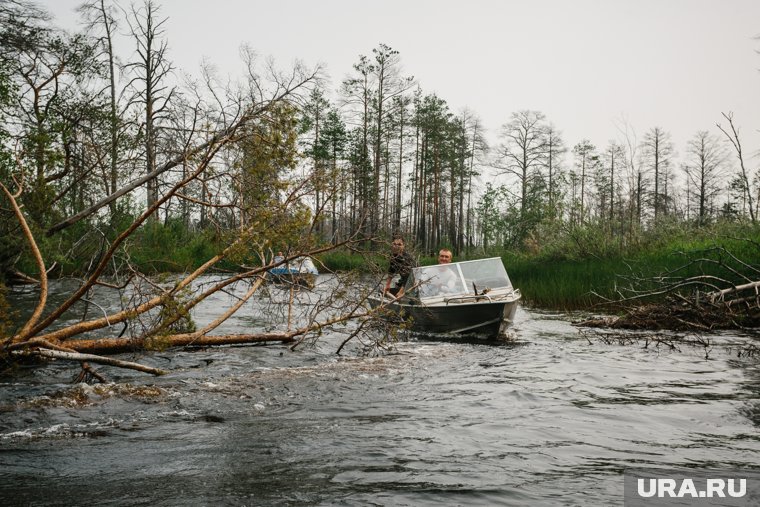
[717,112,756,223]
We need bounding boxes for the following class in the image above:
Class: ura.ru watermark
[624,469,760,506]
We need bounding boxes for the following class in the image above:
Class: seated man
[419,248,461,297]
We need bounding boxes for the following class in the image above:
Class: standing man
[438,248,453,264]
[384,235,415,298]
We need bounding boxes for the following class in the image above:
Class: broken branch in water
[584,245,760,332]
[11,348,167,376]
[577,329,717,359]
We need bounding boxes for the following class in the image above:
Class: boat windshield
[410,257,513,298]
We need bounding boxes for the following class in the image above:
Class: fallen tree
[1,158,393,377]
[0,56,396,381]
[578,245,760,332]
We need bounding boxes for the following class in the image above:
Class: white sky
[44,0,760,171]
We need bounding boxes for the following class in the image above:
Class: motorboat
[368,257,521,340]
[268,256,318,288]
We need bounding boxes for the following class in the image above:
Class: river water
[1,276,759,506]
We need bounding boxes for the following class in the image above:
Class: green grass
[504,227,760,309]
[505,256,624,309]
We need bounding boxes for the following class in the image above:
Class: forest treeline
[1,0,759,283]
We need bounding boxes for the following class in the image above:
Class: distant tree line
[299,47,758,258]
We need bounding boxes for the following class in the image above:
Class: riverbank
[5,220,760,312]
[503,223,760,309]
[316,222,760,310]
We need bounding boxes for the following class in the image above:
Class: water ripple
[2,287,760,505]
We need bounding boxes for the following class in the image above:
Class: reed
[504,224,760,310]
[505,255,622,309]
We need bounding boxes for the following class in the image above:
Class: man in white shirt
[420,248,460,297]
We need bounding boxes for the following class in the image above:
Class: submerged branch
[66,333,297,355]
[11,348,167,376]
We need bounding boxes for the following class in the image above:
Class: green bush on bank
[504,255,622,309]
[8,218,229,279]
[128,220,222,273]
[317,251,379,272]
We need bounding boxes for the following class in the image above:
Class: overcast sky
[44,0,760,169]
